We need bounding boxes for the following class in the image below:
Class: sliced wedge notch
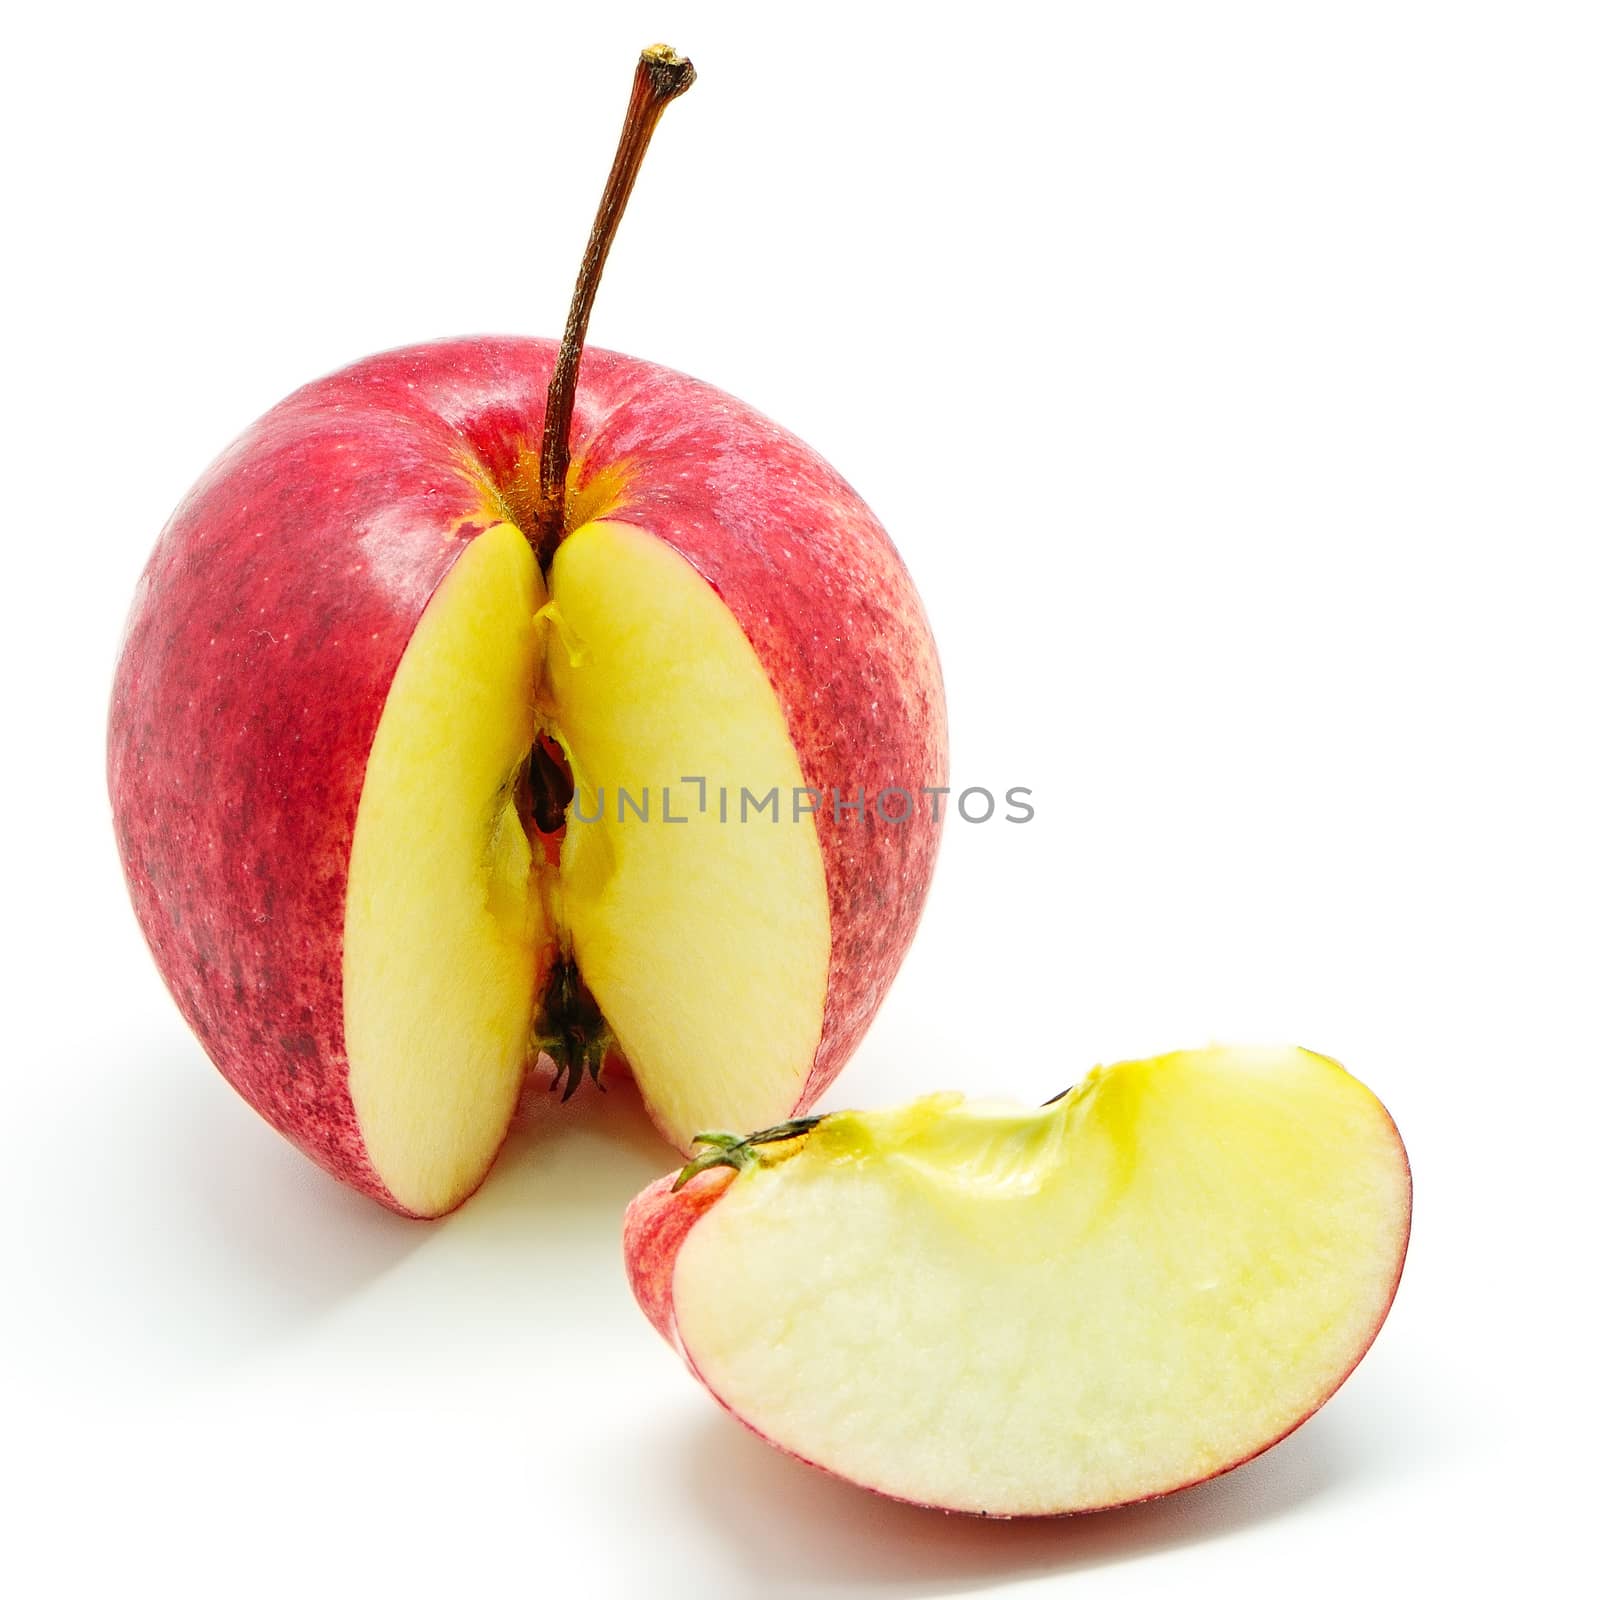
[343,513,833,1215]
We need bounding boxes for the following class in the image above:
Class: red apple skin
[109,337,947,1213]
[624,1166,852,1492]
[622,1142,1412,1516]
[624,1168,737,1349]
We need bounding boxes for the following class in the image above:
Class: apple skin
[109,337,947,1213]
[624,1168,737,1349]
[625,1167,851,1493]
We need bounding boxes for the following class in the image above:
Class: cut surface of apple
[628,1046,1411,1516]
[344,522,549,1217]
[545,520,831,1148]
[344,507,835,1214]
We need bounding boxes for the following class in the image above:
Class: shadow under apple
[49,1031,417,1375]
[67,1032,674,1379]
[418,1061,678,1268]
[674,1392,1397,1595]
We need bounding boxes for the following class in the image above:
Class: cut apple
[627,1046,1411,1516]
[110,331,946,1219]
[108,50,947,1217]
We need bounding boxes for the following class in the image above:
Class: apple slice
[626,1046,1411,1516]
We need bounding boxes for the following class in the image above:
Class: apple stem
[531,45,697,567]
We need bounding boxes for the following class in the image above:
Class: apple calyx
[672,1116,825,1191]
[530,44,696,569]
[533,954,613,1101]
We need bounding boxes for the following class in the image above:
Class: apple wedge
[625,1046,1411,1516]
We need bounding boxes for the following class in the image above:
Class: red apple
[625,1046,1412,1516]
[107,50,946,1217]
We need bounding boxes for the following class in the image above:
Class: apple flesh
[625,1046,1411,1516]
[109,337,946,1216]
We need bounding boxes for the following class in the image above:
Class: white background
[3,2,1596,1594]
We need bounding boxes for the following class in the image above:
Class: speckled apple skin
[624,1168,737,1349]
[109,337,947,1214]
[624,1164,852,1493]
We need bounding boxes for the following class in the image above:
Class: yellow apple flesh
[546,522,831,1148]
